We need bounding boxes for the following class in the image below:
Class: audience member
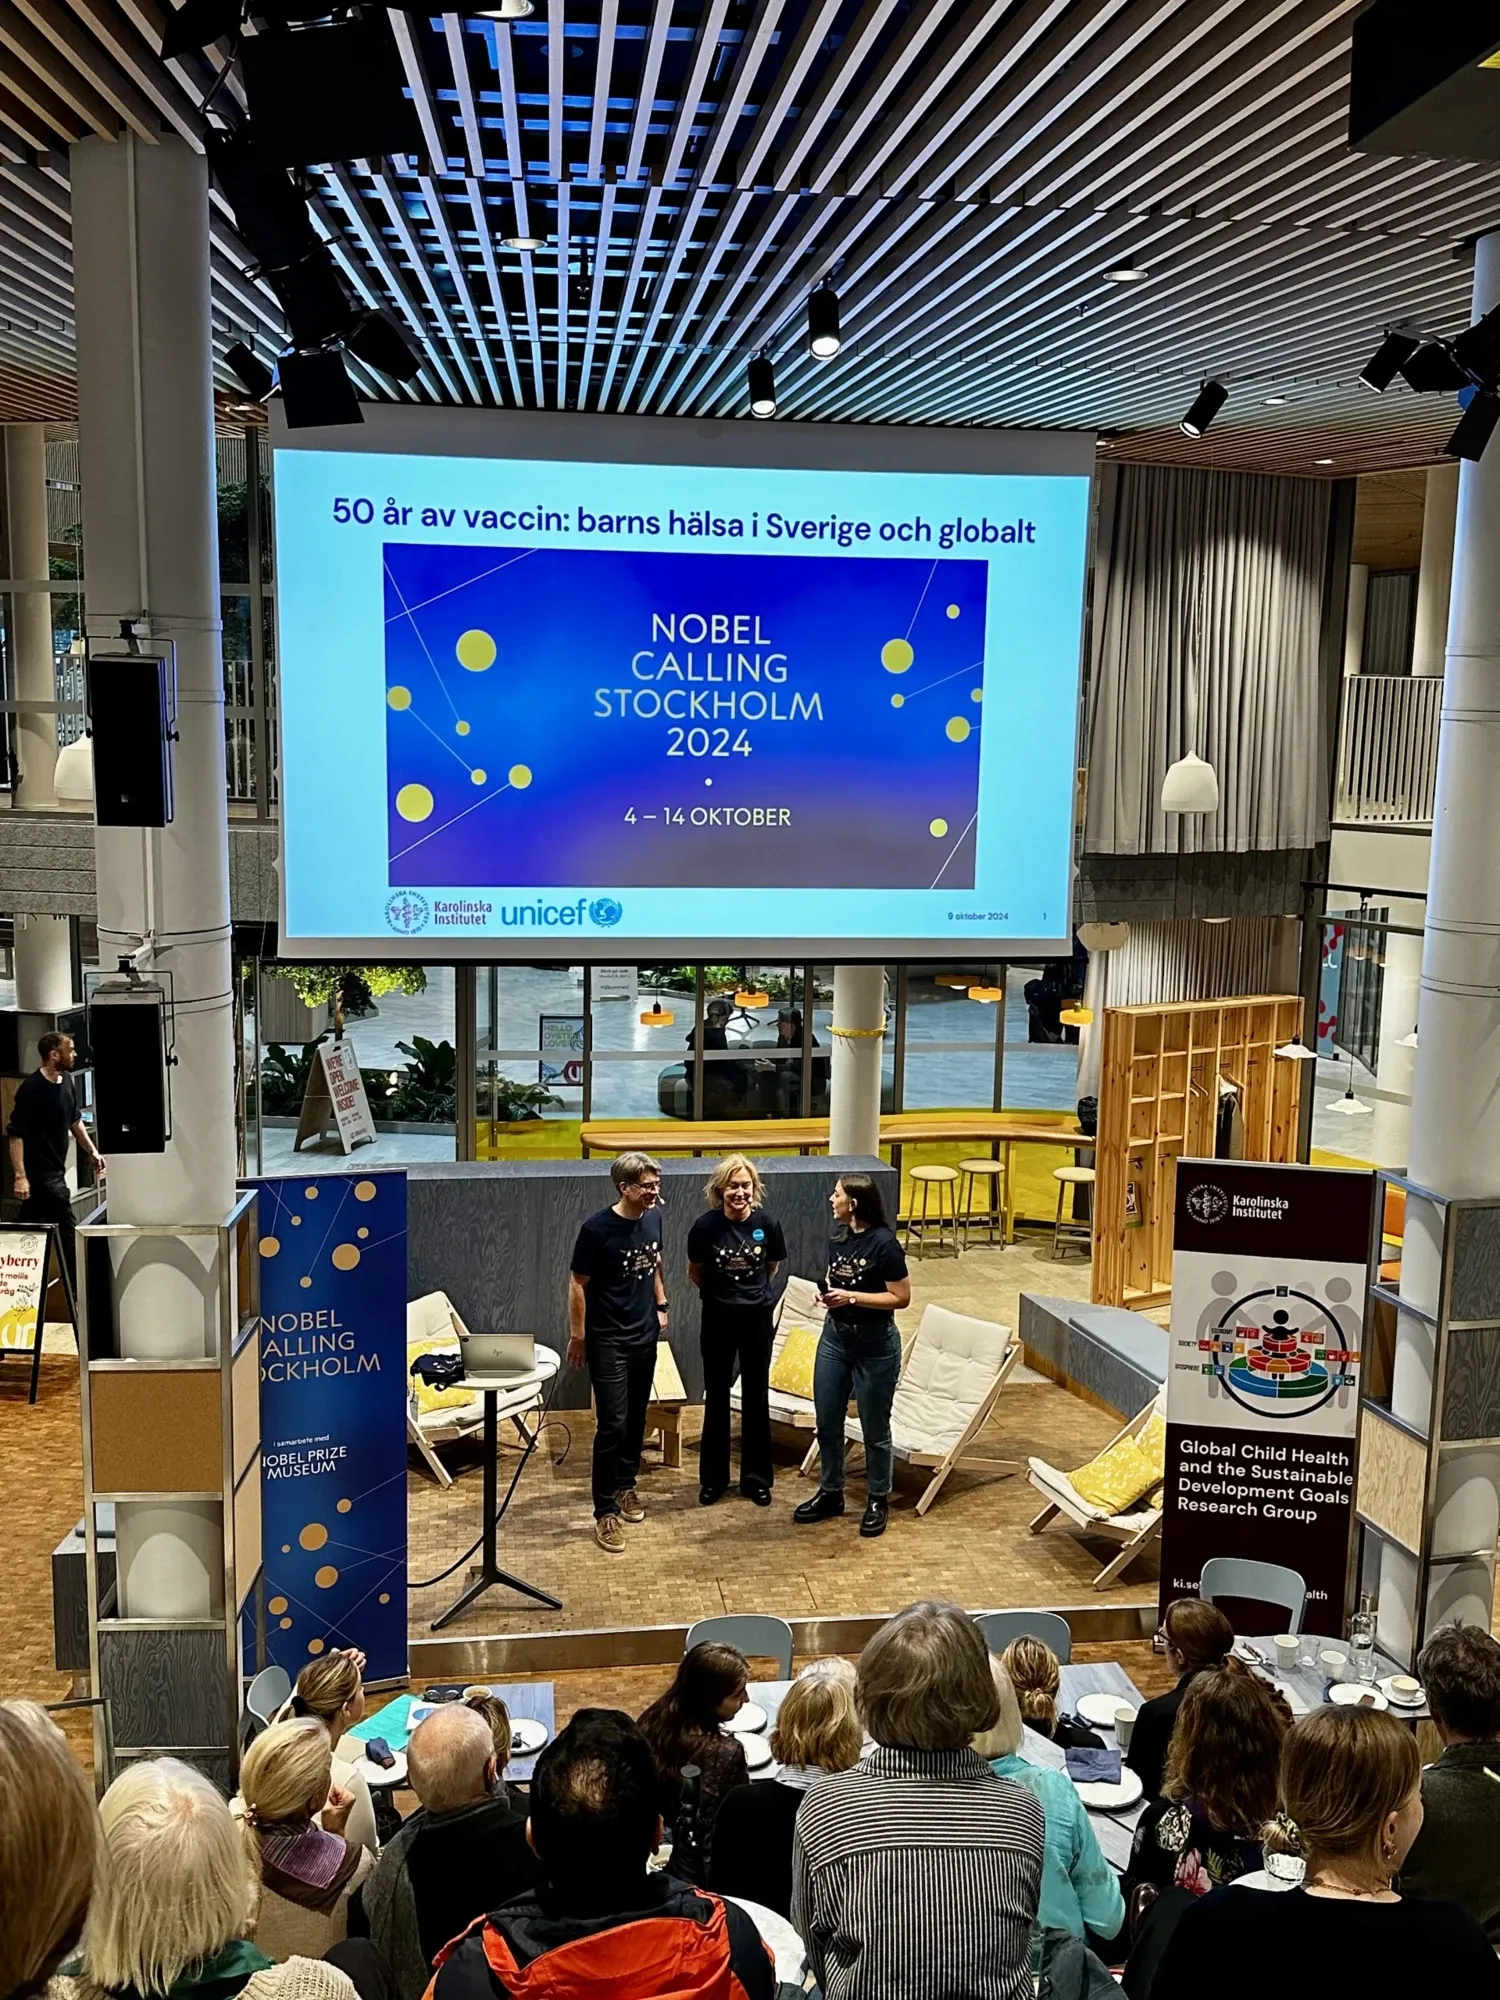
[0,1699,99,2000]
[1399,1622,1500,1940]
[1001,1636,1104,1750]
[1125,1662,1288,1898]
[463,1692,515,1777]
[351,1702,536,2000]
[237,1718,373,1960]
[795,1654,858,1688]
[1151,1708,1500,2000]
[972,1657,1123,1964]
[1125,1598,1233,1800]
[288,1649,378,1856]
[710,1671,864,1918]
[53,1756,359,2000]
[793,1599,1044,2000]
[426,1708,774,1999]
[636,1642,750,1860]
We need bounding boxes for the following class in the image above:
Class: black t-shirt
[570,1204,663,1344]
[1151,1884,1500,2000]
[825,1224,907,1330]
[687,1207,787,1310]
[7,1069,77,1178]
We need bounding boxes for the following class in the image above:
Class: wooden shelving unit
[1092,994,1304,1309]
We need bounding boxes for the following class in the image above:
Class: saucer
[1076,1692,1130,1730]
[1075,1769,1144,1811]
[724,1701,768,1734]
[507,1717,550,1756]
[1379,1677,1425,1708]
[742,1733,774,1771]
[1329,1683,1388,1711]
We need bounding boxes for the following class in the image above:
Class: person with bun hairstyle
[1151,1707,1500,2000]
[1125,1597,1234,1801]
[1000,1636,1104,1751]
[288,1647,378,1855]
[688,1153,785,1507]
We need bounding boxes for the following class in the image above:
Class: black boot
[860,1495,889,1538]
[794,1489,846,1524]
[699,1484,727,1506]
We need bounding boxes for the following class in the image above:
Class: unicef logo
[1186,1183,1230,1226]
[385,891,430,936]
[589,897,623,929]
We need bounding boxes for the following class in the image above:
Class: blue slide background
[383,543,987,890]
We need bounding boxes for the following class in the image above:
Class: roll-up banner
[253,1170,408,1681]
[1160,1160,1374,1631]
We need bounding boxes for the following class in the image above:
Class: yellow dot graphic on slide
[930,818,949,838]
[946,716,972,743]
[509,764,532,789]
[396,783,434,823]
[282,1544,291,1554]
[308,1638,325,1655]
[881,638,914,673]
[259,1236,280,1258]
[971,687,983,703]
[355,1181,378,1202]
[337,1498,353,1514]
[305,1187,318,1200]
[471,769,487,786]
[300,1276,313,1289]
[890,694,905,709]
[332,1243,360,1272]
[300,1523,328,1551]
[268,1596,288,1615]
[314,1565,339,1590]
[457,629,497,672]
[456,720,470,736]
[280,1617,292,1630]
[946,604,960,619]
[357,1227,369,1240]
[379,1593,391,1605]
[291,1216,302,1227]
[387,686,411,710]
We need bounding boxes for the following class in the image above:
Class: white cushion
[776,1274,825,1330]
[883,1304,1013,1454]
[407,1290,468,1345]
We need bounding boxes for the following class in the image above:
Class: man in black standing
[7,1030,105,1297]
[568,1151,667,1557]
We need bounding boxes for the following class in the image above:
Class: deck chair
[1026,1391,1165,1589]
[800,1303,1022,1515]
[733,1274,824,1436]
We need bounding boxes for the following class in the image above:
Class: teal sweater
[989,1756,1125,1955]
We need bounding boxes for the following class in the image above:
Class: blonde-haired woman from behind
[1000,1635,1106,1750]
[236,1718,374,1962]
[286,1647,378,1856]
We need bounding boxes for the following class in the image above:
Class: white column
[1412,461,1460,679]
[829,966,885,1157]
[1379,229,1500,1658]
[72,134,236,1620]
[1,424,57,807]
[1344,563,1369,678]
[1369,914,1421,1170]
[13,914,72,1015]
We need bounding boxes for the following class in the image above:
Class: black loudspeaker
[87,655,174,827]
[90,990,168,1153]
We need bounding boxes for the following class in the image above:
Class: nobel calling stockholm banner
[1159,1160,1374,1631]
[254,1171,408,1681]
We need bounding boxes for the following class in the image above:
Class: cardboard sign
[294,1040,377,1154]
[1159,1159,1373,1631]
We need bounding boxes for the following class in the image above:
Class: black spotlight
[1179,379,1227,437]
[1399,341,1470,394]
[159,0,239,59]
[1446,389,1500,463]
[239,14,424,168]
[225,341,274,401]
[808,285,840,360]
[264,248,356,350]
[748,353,777,419]
[345,309,422,383]
[278,349,363,430]
[205,131,317,270]
[1452,302,1500,385]
[1359,330,1421,392]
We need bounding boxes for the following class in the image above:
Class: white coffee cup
[1113,1704,1135,1753]
[1389,1674,1421,1704]
[1319,1648,1349,1682]
[1273,1635,1299,1674]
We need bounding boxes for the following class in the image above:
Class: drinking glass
[1350,1607,1377,1683]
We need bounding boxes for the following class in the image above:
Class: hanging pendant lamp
[1161,752,1220,815]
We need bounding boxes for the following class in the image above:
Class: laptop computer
[459,1329,536,1378]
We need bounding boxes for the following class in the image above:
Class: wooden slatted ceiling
[0,0,1495,473]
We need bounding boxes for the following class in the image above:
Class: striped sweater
[791,1745,1044,2000]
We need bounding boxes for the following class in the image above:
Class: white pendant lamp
[1397,1025,1419,1049]
[1274,1036,1318,1061]
[1331,1084,1372,1116]
[1161,752,1220,815]
[53,733,93,803]
[1077,922,1130,952]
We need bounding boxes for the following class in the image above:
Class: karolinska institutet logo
[385,891,430,935]
[1186,1182,1230,1226]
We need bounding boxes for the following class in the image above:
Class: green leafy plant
[488,1075,564,1123]
[389,1036,460,1122]
[263,963,427,1040]
[258,1037,327,1116]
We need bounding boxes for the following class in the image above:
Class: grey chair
[244,1664,292,1739]
[1198,1557,1307,1635]
[974,1609,1073,1663]
[685,1613,795,1679]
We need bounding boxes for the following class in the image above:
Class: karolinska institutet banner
[253,1171,408,1681]
[1160,1160,1374,1629]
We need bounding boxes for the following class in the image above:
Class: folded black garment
[410,1350,466,1390]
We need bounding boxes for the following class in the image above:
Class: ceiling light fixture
[1397,1025,1419,1049]
[1314,457,1334,466]
[1179,379,1227,437]
[1059,1005,1095,1027]
[1359,329,1422,392]
[1263,394,1287,405]
[748,352,777,419]
[967,985,1004,1003]
[734,988,771,1010]
[1161,751,1220,814]
[477,0,535,16]
[639,1000,675,1027]
[1274,1037,1319,1061]
[1331,1083,1372,1116]
[1398,341,1469,393]
[225,340,273,402]
[808,284,841,360]
[1105,260,1149,283]
[502,234,545,253]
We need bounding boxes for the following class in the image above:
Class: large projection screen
[272,407,1093,960]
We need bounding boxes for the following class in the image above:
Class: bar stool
[1051,1164,1095,1260]
[957,1157,1006,1249]
[906,1164,960,1257]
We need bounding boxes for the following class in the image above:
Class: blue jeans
[813,1315,902,1498]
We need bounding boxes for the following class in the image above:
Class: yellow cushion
[769,1321,821,1400]
[1070,1433,1159,1515]
[408,1338,475,1414]
[1145,1486,1165,1512]
[1138,1411,1167,1479]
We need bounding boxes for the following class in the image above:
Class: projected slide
[384,543,987,892]
[273,418,1091,955]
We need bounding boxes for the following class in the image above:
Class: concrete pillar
[1380,230,1500,1657]
[1412,461,1460,679]
[828,966,885,1157]
[72,133,236,1620]
[1344,563,1369,678]
[1,424,57,807]
[1369,914,1420,1170]
[13,913,72,1014]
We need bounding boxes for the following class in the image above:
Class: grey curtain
[1085,465,1333,855]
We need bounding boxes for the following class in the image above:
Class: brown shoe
[618,1487,646,1524]
[594,1514,627,1554]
